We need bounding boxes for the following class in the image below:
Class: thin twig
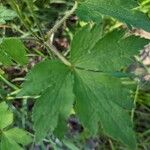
[45,43,72,66]
[0,25,11,28]
[47,1,78,41]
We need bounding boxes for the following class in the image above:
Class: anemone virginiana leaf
[18,25,147,149]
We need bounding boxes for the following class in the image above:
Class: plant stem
[0,74,19,90]
[45,1,78,66]
[45,43,72,66]
[131,83,140,122]
[47,1,78,40]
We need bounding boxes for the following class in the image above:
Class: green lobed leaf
[20,57,136,148]
[70,24,102,65]
[77,0,150,32]
[0,38,28,65]
[73,69,136,149]
[18,60,68,96]
[71,25,149,72]
[0,102,13,129]
[19,60,74,141]
[19,25,148,149]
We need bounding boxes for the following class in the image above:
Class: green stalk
[45,1,78,66]
[0,74,19,90]
[45,43,72,67]
[131,83,140,122]
[9,0,78,66]
[47,1,78,41]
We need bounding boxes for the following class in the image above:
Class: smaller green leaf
[18,60,74,141]
[0,102,13,129]
[0,38,28,65]
[0,103,32,150]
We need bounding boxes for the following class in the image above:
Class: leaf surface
[18,25,148,149]
[19,60,74,141]
[77,0,150,32]
[74,69,136,149]
[18,60,68,96]
[0,102,13,129]
[71,26,149,72]
[0,135,22,150]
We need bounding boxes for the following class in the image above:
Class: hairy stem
[45,43,72,66]
[46,1,78,66]
[47,1,78,40]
